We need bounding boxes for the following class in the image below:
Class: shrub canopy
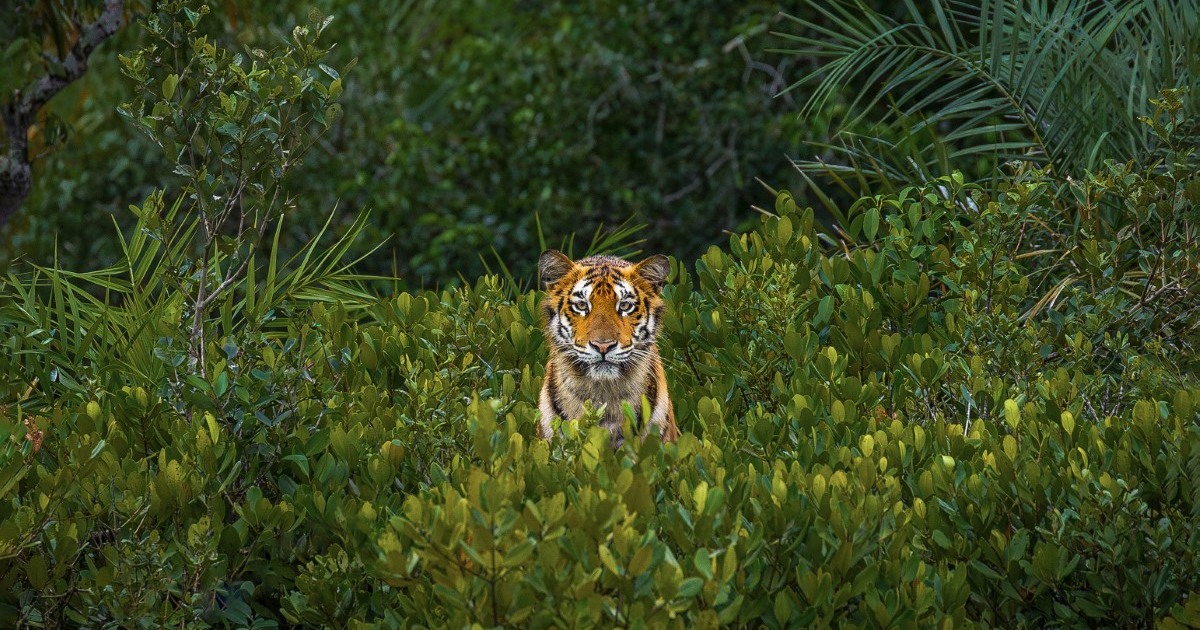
[1,1,1199,627]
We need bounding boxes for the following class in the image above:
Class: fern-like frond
[778,0,1199,199]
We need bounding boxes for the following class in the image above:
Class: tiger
[536,249,679,447]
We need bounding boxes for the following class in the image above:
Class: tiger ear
[633,254,671,292]
[538,250,576,289]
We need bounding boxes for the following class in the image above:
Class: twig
[1,0,124,226]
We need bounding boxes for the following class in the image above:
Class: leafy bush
[5,0,809,287]
[2,3,1199,627]
[3,153,1199,625]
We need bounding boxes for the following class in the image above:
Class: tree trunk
[0,0,124,227]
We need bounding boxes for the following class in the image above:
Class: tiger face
[539,250,670,380]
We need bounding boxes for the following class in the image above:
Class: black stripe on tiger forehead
[568,264,632,293]
[539,251,669,326]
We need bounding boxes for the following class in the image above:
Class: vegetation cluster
[1,0,1198,627]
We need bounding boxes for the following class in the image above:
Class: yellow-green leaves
[204,412,220,445]
[4,142,1200,628]
[162,73,179,100]
[1004,399,1021,429]
[1060,411,1076,436]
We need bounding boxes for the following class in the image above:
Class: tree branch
[0,0,124,227]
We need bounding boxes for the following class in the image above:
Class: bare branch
[1,0,125,226]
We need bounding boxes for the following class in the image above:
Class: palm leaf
[776,0,1199,207]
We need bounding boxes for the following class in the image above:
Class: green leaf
[774,590,793,624]
[1004,399,1021,429]
[319,63,340,80]
[864,207,880,240]
[206,414,220,445]
[163,73,179,100]
[970,559,1002,581]
[677,577,703,599]
[26,555,49,590]
[1133,400,1156,425]
[598,544,621,576]
[694,549,713,580]
[282,454,309,479]
[628,544,654,576]
[504,540,535,567]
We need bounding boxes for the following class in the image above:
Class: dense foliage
[778,0,1200,225]
[4,0,804,286]
[2,1,1199,627]
[3,124,1199,626]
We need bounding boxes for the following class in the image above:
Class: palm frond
[778,0,1199,204]
[482,213,648,297]
[0,195,385,407]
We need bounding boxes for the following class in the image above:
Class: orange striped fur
[537,250,678,447]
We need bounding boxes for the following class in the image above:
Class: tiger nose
[590,339,617,355]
